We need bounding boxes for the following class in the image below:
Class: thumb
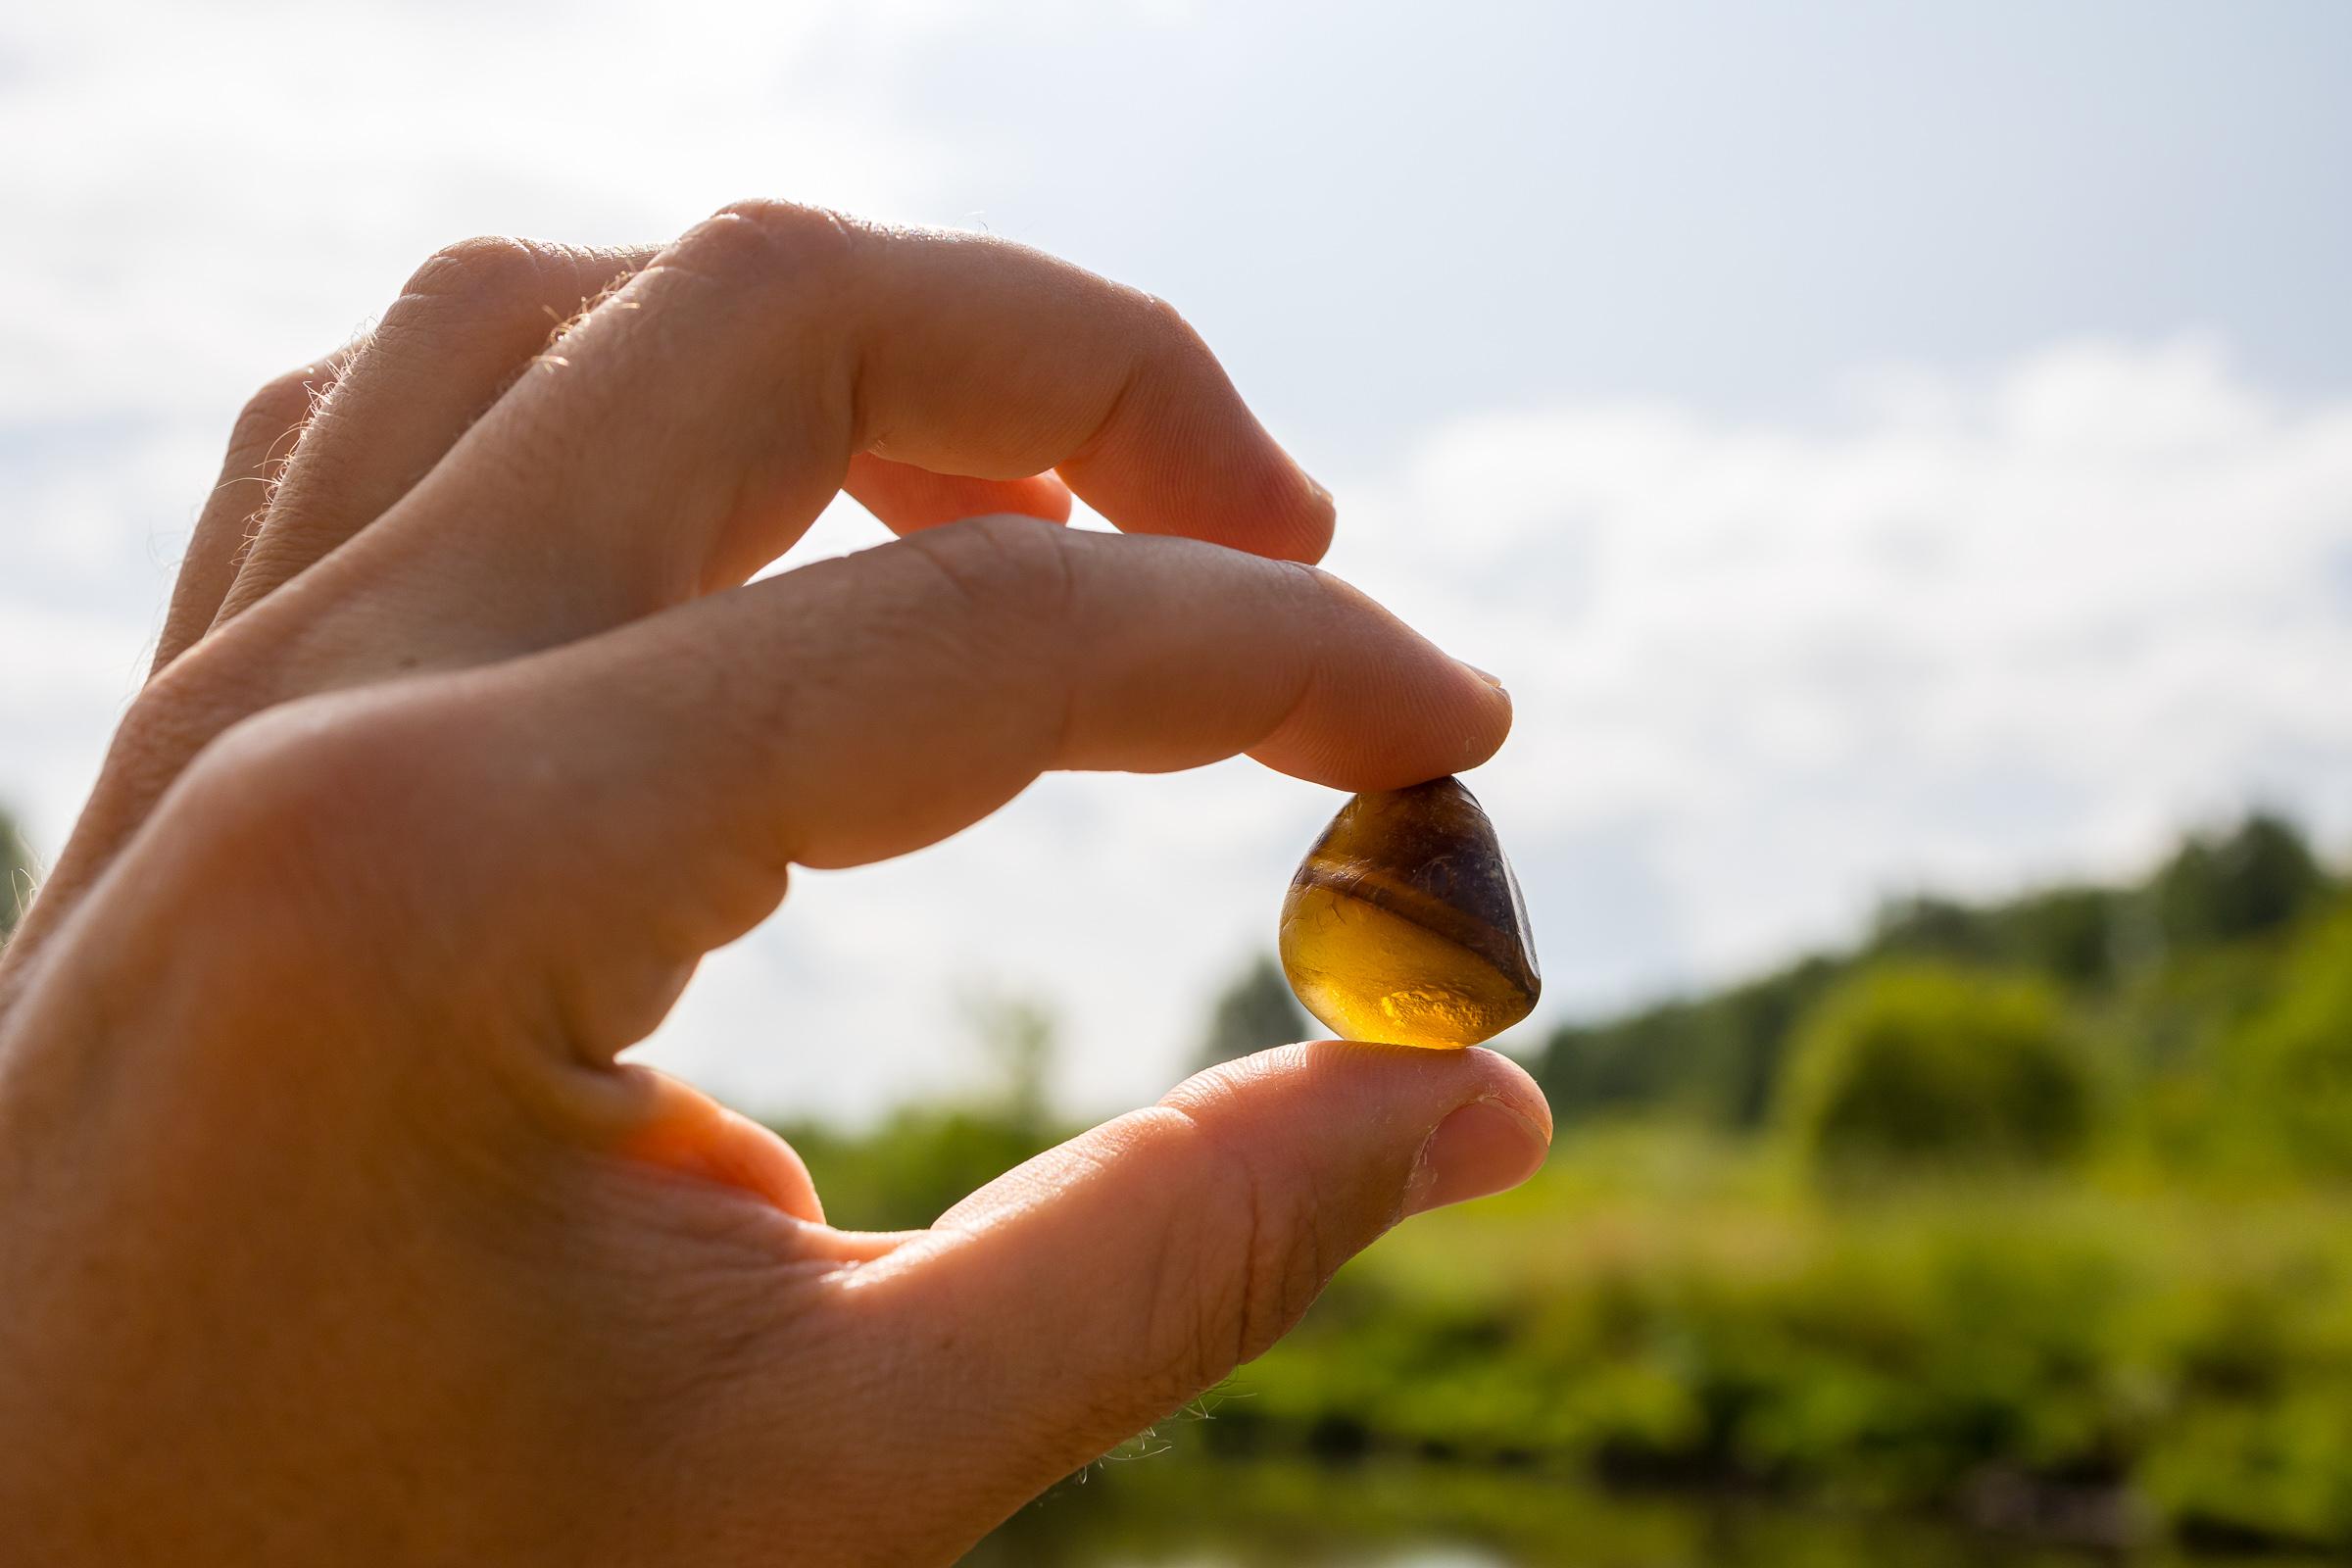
[847,1042,1550,1523]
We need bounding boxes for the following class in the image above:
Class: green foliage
[777,990,1068,1230]
[1870,886,2126,987]
[781,1107,1060,1231]
[1212,1142,2352,1553]
[1540,958,1838,1129]
[1538,811,2337,1134]
[2142,1393,2352,1549]
[792,814,2352,1556]
[812,1099,2352,1555]
[2212,906,2352,1179]
[1778,964,2097,1179]
[2149,811,2328,950]
[1198,953,1312,1070]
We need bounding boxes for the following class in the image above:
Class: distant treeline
[790,811,2348,1227]
[1536,812,2340,1142]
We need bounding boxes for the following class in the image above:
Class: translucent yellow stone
[1279,776,1541,1050]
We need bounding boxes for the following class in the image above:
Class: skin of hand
[0,204,1552,1566]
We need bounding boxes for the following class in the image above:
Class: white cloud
[594,340,2352,1123]
[0,0,1032,423]
[1328,336,2352,1015]
[3,5,2348,1128]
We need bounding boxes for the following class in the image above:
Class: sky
[3,0,2349,1122]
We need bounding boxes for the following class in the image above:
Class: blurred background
[5,2,2351,1562]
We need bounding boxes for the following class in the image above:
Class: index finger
[351,203,1335,658]
[220,520,1506,1066]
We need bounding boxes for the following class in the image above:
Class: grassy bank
[791,1115,2352,1555]
[1206,1128,2352,1552]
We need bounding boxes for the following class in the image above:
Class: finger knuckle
[226,366,326,466]
[1130,287,1208,359]
[393,234,564,319]
[1213,1187,1328,1374]
[162,696,429,904]
[176,705,360,838]
[1281,558,1358,623]
[107,680,215,807]
[1134,1110,1330,1399]
[676,199,862,287]
[905,513,1079,625]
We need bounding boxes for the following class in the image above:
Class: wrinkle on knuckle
[675,199,863,291]
[1136,1105,1329,1399]
[112,667,239,800]
[1272,556,1349,624]
[642,202,866,436]
[391,234,564,324]
[660,627,808,878]
[902,514,1080,643]
[1071,290,1203,465]
[1247,560,1345,746]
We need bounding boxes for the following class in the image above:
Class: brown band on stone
[1295,854,1541,999]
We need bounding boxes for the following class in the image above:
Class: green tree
[1779,962,2097,1180]
[1871,885,2124,988]
[781,1108,1059,1231]
[963,990,1059,1137]
[2151,812,2328,950]
[2218,904,2352,1177]
[1541,958,1839,1129]
[1197,953,1311,1070]
[0,804,33,945]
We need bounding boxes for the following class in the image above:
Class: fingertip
[1167,1041,1550,1217]
[1006,470,1076,525]
[847,456,1074,531]
[1396,1047,1550,1218]
[1110,439,1331,563]
[1466,1043,1552,1142]
[1170,1039,1547,1142]
[1246,445,1335,564]
[1452,661,1515,770]
[1247,633,1516,793]
[608,1069,828,1225]
[1402,1096,1550,1216]
[1277,466,1337,564]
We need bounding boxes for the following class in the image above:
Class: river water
[960,1455,2309,1568]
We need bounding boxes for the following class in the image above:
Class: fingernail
[1402,1098,1550,1217]
[1457,661,1507,694]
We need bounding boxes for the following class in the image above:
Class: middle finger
[297,202,1335,667]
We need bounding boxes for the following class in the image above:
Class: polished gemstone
[1279,776,1541,1050]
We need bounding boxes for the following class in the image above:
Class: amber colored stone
[1279,776,1541,1050]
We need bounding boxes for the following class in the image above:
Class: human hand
[0,205,1551,1565]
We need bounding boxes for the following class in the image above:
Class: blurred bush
[1211,1144,2352,1552]
[1777,965,2096,1180]
[783,1107,1057,1230]
[2213,906,2352,1179]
